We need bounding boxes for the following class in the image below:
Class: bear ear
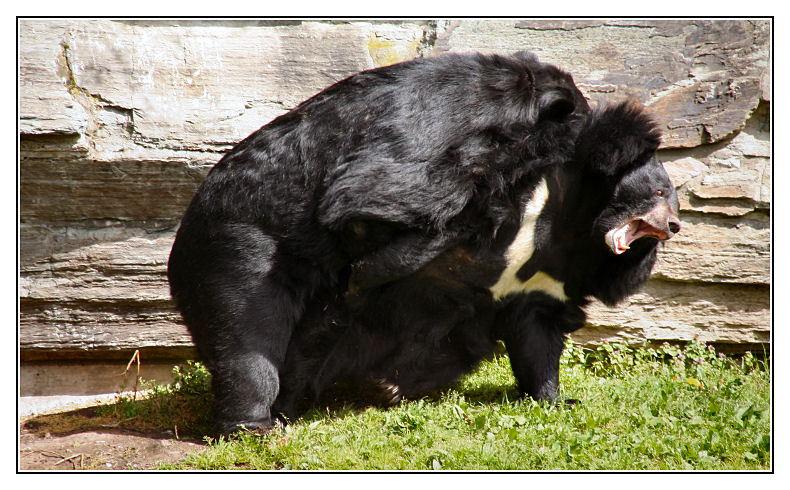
[537,87,579,122]
[511,50,541,67]
[509,51,589,123]
[576,101,661,176]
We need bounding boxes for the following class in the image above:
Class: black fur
[167,51,678,435]
[273,102,680,423]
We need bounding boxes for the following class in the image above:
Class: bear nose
[667,216,681,236]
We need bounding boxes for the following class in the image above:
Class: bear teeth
[606,220,638,255]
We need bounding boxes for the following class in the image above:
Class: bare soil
[19,407,206,471]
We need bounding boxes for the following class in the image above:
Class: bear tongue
[606,219,666,255]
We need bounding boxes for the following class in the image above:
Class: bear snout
[641,200,681,241]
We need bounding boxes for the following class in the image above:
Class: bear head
[573,101,681,256]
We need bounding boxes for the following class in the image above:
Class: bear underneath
[167,51,679,435]
[274,102,680,422]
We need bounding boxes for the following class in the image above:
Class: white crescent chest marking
[489,178,567,302]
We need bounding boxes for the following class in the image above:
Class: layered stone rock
[19,19,771,364]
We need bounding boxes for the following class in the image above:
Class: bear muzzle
[605,201,681,255]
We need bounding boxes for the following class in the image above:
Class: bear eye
[656,190,663,197]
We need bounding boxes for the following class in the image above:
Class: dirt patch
[19,428,205,470]
[19,407,207,471]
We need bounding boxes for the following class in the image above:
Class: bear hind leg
[203,280,301,435]
[170,233,307,435]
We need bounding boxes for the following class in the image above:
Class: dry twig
[54,453,84,469]
[119,349,142,401]
[31,449,85,470]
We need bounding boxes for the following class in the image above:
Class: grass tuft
[96,360,213,437]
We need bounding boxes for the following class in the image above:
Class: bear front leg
[495,293,585,402]
[502,317,565,402]
[349,230,461,291]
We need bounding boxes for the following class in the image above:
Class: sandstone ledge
[19,19,771,363]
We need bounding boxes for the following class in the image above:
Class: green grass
[96,360,214,436]
[106,340,771,471]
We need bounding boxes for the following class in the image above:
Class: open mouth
[605,218,669,255]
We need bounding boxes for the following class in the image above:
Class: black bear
[272,101,681,421]
[168,51,678,435]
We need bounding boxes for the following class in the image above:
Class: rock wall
[19,19,771,363]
